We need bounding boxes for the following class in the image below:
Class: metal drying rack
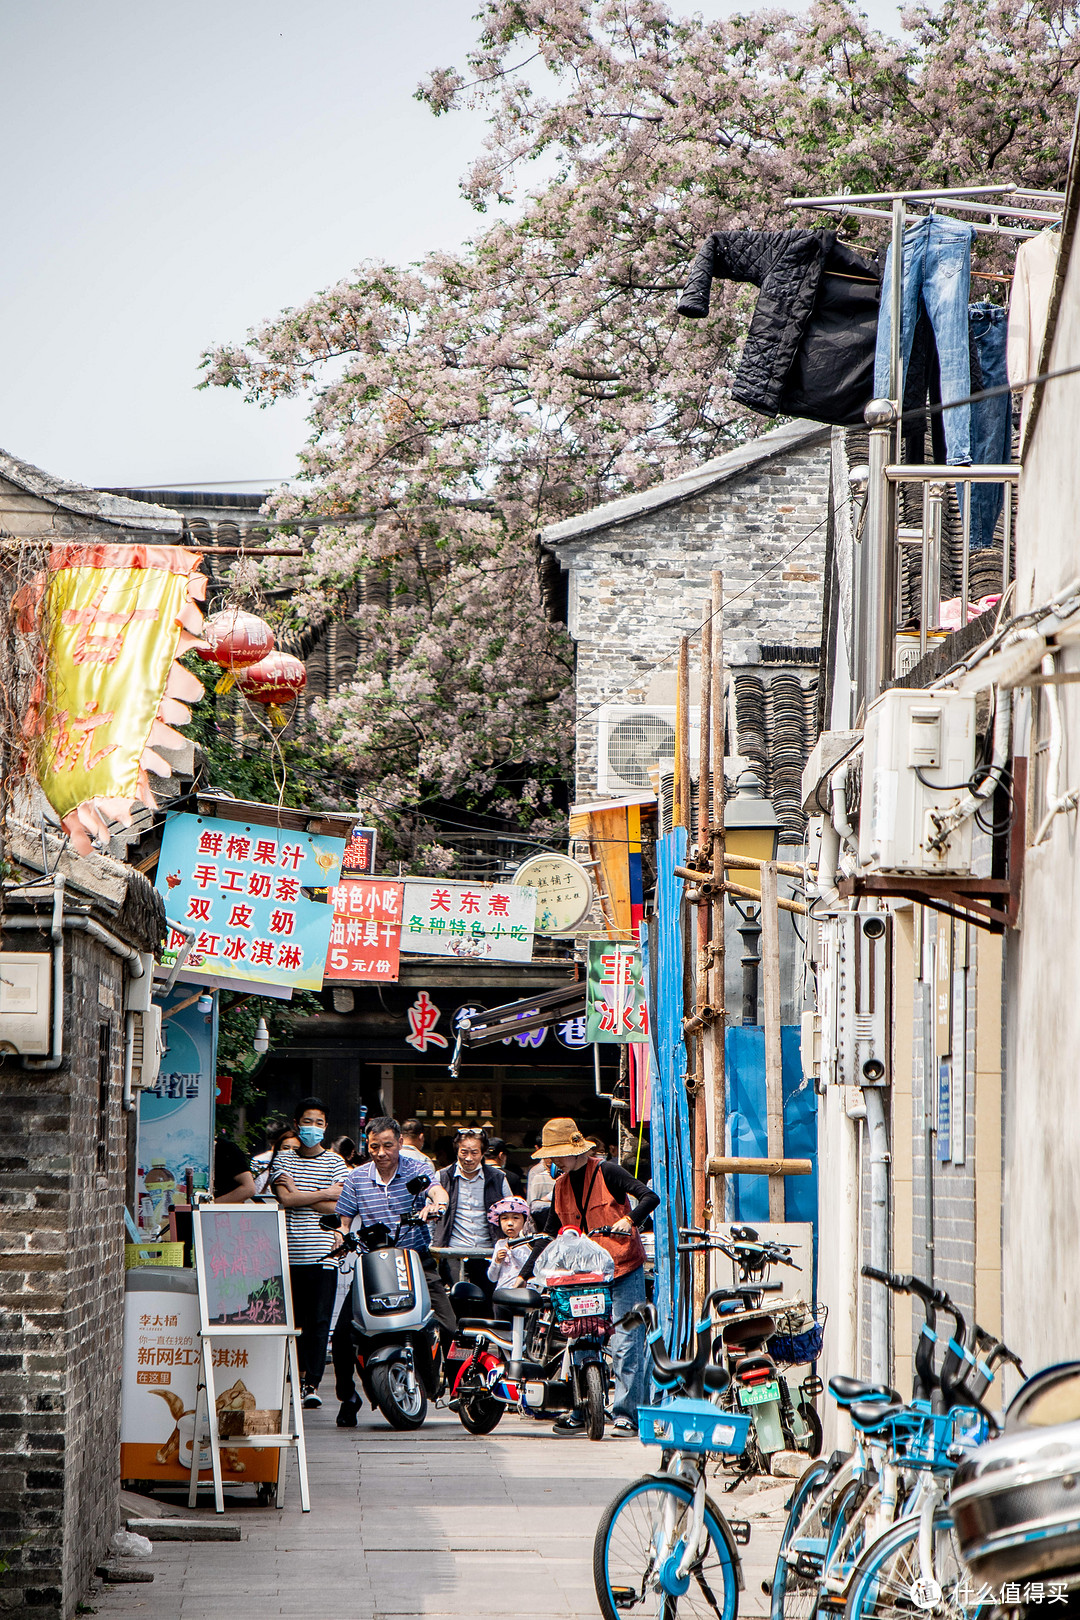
[781,181,1065,704]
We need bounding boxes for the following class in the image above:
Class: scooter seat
[457,1318,505,1333]
[493,1286,544,1315]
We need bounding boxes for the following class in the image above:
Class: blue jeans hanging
[966,302,1012,550]
[874,216,974,464]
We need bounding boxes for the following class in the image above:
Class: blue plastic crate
[637,1400,751,1456]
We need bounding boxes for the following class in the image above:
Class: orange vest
[552,1160,646,1280]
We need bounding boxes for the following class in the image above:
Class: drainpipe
[863,1085,891,1384]
[122,1010,137,1114]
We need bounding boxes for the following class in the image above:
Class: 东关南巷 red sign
[324,879,404,983]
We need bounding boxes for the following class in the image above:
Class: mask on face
[297,1125,324,1148]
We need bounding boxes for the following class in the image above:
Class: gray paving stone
[92,1402,784,1618]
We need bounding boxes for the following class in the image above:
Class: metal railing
[884,464,1020,658]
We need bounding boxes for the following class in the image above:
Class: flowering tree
[203,0,1079,861]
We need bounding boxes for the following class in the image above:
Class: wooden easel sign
[190,1204,310,1513]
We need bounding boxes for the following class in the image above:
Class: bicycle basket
[767,1303,827,1366]
[638,1399,751,1457]
[549,1280,614,1340]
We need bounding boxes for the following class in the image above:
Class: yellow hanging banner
[21,544,207,851]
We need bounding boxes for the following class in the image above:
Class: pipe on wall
[863,1084,891,1384]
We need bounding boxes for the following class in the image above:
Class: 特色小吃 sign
[156,814,343,992]
[586,941,649,1043]
[325,879,404,983]
[400,880,536,963]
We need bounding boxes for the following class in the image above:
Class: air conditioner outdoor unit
[130,1005,164,1090]
[816,913,892,1087]
[596,704,700,796]
[0,952,51,1055]
[858,688,977,875]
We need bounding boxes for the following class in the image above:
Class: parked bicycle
[769,1266,1024,1620]
[592,1293,755,1620]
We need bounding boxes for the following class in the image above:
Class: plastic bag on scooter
[534,1228,614,1287]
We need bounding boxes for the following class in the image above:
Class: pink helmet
[487,1195,529,1227]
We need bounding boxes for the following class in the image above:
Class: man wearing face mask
[271,1097,348,1407]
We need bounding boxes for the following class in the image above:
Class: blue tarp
[642,828,694,1357]
[725,1024,818,1225]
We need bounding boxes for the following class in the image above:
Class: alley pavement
[90,1402,789,1619]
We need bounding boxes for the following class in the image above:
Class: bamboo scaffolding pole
[707,572,726,1281]
[759,861,786,1221]
[692,614,712,1314]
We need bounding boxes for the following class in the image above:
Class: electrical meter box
[0,952,52,1055]
[859,688,977,875]
[817,914,892,1087]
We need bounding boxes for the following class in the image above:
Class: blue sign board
[937,1057,952,1163]
[156,812,344,992]
[136,985,217,1233]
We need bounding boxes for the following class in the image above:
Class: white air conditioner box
[130,1005,164,1090]
[0,953,52,1055]
[858,688,977,875]
[596,704,700,795]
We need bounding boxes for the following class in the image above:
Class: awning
[448,980,585,1073]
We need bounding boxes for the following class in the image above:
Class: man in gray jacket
[430,1126,510,1303]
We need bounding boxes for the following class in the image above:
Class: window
[96,1023,111,1171]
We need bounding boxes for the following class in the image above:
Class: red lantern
[195,608,275,693]
[236,650,307,728]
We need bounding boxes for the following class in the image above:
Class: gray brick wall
[0,929,127,1618]
[548,435,831,799]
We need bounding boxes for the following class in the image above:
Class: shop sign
[554,1014,589,1049]
[157,813,343,992]
[401,880,537,963]
[325,878,404,983]
[342,824,377,877]
[135,985,216,1233]
[406,991,448,1052]
[511,854,592,934]
[586,941,649,1043]
[121,1281,281,1487]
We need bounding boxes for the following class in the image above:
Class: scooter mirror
[319,1213,342,1230]
[405,1174,431,1196]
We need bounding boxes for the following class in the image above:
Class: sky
[0,0,900,494]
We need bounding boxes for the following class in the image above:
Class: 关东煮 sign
[586,941,649,1043]
[325,879,404,983]
[156,814,343,992]
[400,880,537,963]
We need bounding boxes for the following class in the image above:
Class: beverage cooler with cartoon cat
[121,1268,282,1489]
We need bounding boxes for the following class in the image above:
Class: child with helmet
[485,1196,535,1290]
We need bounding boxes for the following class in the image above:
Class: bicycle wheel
[770,1456,835,1620]
[594,1476,739,1620]
[844,1510,987,1620]
[822,1478,880,1602]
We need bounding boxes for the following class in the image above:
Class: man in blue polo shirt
[330,1115,455,1428]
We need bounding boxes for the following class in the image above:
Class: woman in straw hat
[521,1117,658,1435]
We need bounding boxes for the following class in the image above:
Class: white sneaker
[302,1385,322,1409]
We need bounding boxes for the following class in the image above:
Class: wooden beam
[707,569,726,1280]
[760,861,785,1221]
[707,1156,812,1177]
[723,879,807,916]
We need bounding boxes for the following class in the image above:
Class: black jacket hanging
[677,228,880,427]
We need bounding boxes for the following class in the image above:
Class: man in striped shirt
[271,1097,348,1407]
[331,1115,455,1428]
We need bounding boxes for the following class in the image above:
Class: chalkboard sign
[196,1206,288,1327]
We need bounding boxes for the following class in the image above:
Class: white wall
[1002,214,1080,1370]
